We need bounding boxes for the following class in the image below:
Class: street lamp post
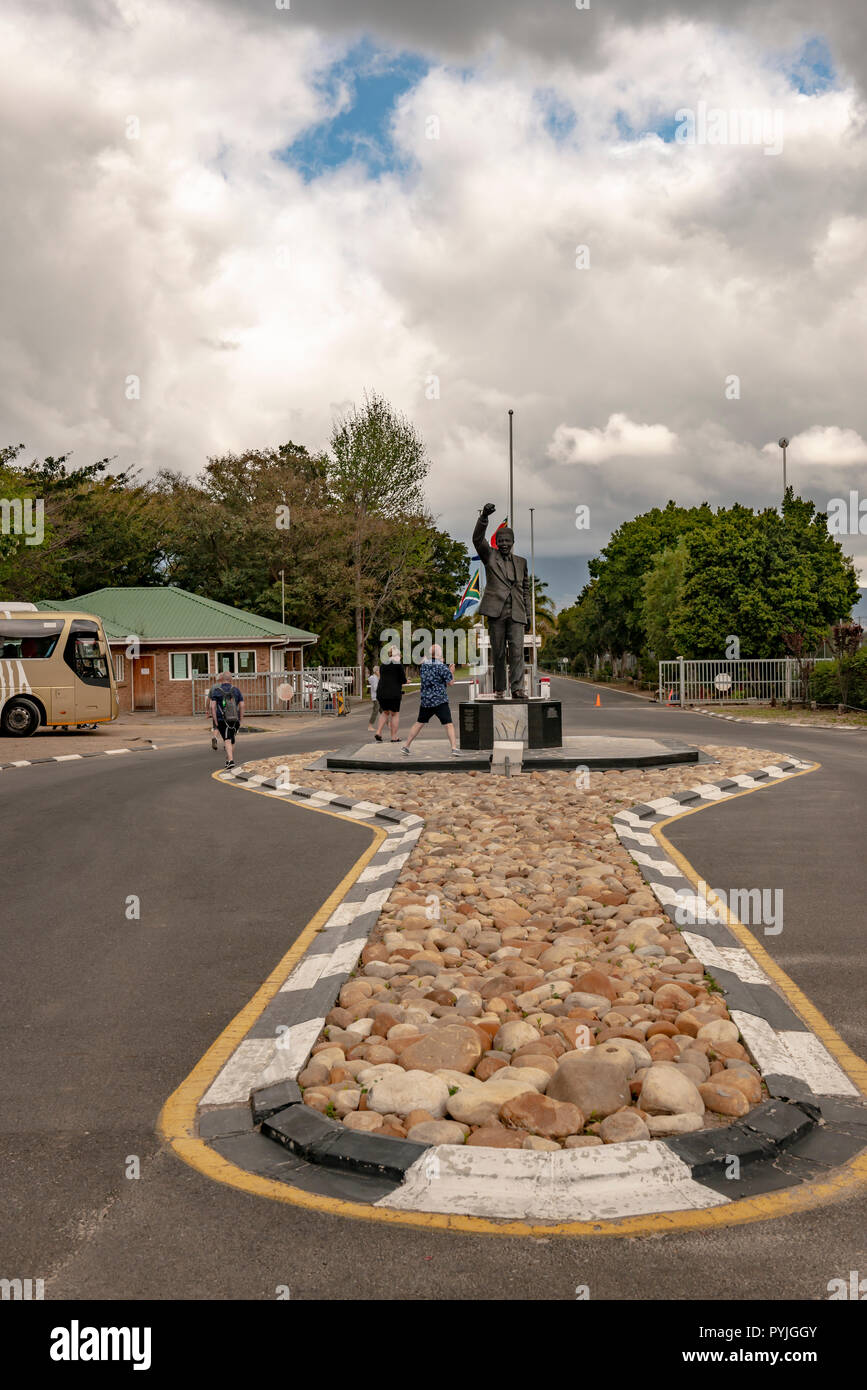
[530,506,537,697]
[778,438,788,502]
[279,569,285,625]
[508,409,514,526]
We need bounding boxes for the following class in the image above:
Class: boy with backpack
[209,674,245,768]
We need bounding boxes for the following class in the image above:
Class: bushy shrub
[810,648,867,709]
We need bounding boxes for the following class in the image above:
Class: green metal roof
[34,587,317,644]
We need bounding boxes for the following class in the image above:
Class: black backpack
[219,687,240,723]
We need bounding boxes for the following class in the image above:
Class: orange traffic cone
[595,693,601,707]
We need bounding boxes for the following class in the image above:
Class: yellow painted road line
[158,765,867,1237]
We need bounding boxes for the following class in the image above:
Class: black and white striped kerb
[0,743,157,772]
[203,758,867,1221]
[199,769,424,1119]
[612,757,861,1105]
[692,707,865,732]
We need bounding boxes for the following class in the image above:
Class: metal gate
[192,667,361,716]
[658,658,807,706]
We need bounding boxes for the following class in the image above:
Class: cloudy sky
[2,0,866,606]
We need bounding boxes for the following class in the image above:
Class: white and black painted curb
[690,706,865,732]
[199,769,424,1125]
[201,760,867,1222]
[0,742,157,772]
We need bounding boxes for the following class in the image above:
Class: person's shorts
[417,701,452,725]
[216,719,239,741]
[378,696,401,713]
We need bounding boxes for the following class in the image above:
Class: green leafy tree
[641,538,689,661]
[327,392,430,669]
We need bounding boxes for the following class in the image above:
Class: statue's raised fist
[481,502,497,517]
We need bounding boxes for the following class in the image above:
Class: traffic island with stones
[240,745,813,1154]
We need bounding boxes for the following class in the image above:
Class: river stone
[447,1076,538,1126]
[639,1065,705,1116]
[719,1071,762,1104]
[465,1126,526,1148]
[699,1079,751,1116]
[406,1120,468,1144]
[591,1042,637,1078]
[697,1019,740,1045]
[398,1024,484,1075]
[564,1135,604,1148]
[599,1110,651,1144]
[342,1111,384,1132]
[500,1091,585,1137]
[493,1020,542,1053]
[546,1056,631,1118]
[366,1069,451,1118]
[607,1037,652,1069]
[645,1112,704,1135]
[523,1135,562,1151]
[510,1053,558,1077]
[492,1065,551,1092]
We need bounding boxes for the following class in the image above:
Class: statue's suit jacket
[472,514,532,624]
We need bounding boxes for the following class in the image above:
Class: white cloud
[763,427,867,465]
[547,414,679,464]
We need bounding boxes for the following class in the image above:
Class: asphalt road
[1,677,864,1301]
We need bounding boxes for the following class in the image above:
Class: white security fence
[192,666,361,716]
[658,658,810,706]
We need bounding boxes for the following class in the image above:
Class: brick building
[36,587,317,716]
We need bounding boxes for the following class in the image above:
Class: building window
[114,653,125,682]
[236,650,256,675]
[216,651,235,674]
[170,651,213,680]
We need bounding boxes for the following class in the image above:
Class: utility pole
[280,569,285,625]
[508,409,514,526]
[778,438,788,503]
[530,506,537,698]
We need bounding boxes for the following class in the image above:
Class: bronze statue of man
[473,502,531,698]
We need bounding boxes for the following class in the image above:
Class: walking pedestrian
[373,646,406,742]
[209,672,245,769]
[367,664,381,733]
[402,645,460,757]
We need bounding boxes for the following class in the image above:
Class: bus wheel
[1,697,42,737]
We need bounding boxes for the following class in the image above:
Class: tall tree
[327,392,430,669]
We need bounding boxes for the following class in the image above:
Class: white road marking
[377,1142,730,1220]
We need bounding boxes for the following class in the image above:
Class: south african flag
[454,567,482,620]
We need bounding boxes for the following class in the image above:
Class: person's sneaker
[226,759,235,769]
[211,734,219,751]
[374,734,383,742]
[401,745,411,756]
[450,747,461,757]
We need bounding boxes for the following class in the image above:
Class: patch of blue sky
[784,35,837,94]
[535,88,577,142]
[280,39,429,181]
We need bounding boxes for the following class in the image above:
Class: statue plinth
[459,698,562,750]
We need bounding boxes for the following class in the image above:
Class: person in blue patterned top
[402,644,460,757]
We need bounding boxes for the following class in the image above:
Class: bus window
[0,620,62,659]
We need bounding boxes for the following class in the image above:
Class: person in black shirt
[373,646,407,742]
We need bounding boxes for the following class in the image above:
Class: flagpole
[530,506,537,697]
[508,409,514,526]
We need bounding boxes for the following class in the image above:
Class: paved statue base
[316,735,703,774]
[459,697,562,750]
